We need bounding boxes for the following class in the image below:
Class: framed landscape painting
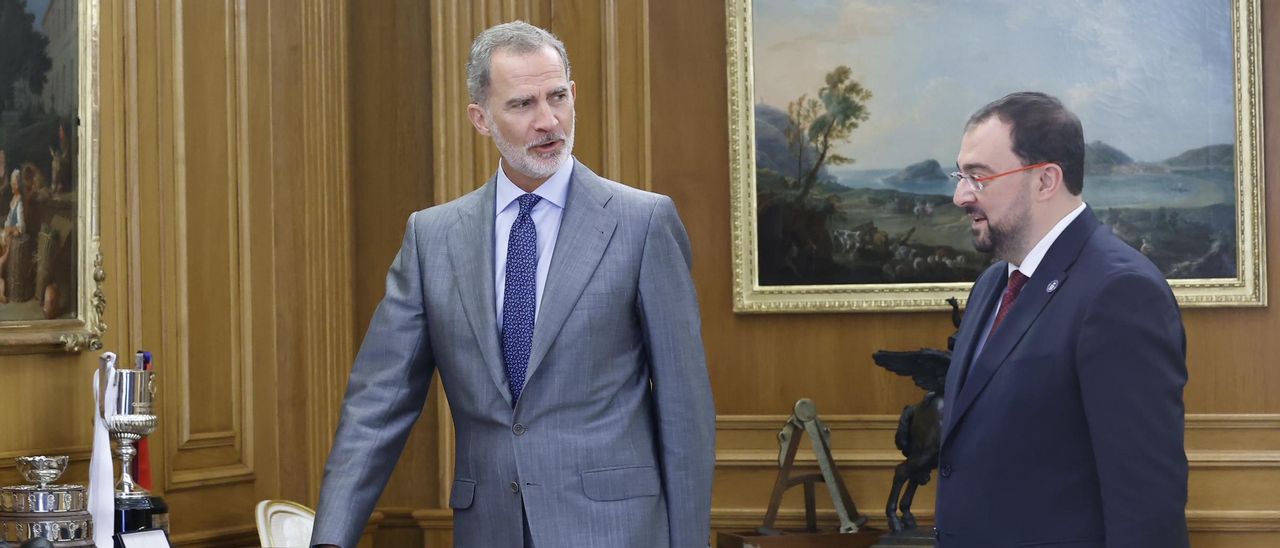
[0,0,103,352]
[727,0,1265,312]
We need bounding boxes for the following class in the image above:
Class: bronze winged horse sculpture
[872,298,962,533]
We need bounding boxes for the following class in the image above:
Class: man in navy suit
[934,92,1189,547]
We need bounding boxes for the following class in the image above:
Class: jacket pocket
[574,289,627,311]
[449,478,476,509]
[581,465,661,501]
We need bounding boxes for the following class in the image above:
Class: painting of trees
[0,0,52,110]
[785,66,871,203]
[758,66,872,284]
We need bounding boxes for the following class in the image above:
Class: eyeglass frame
[949,161,1057,192]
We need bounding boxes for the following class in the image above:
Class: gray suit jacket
[311,160,716,547]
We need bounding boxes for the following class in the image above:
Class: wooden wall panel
[347,2,436,546]
[262,0,312,510]
[3,1,1270,546]
[552,0,651,189]
[163,0,254,486]
[133,0,264,541]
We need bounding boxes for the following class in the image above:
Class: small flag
[136,351,153,491]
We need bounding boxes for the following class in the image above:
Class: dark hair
[966,91,1085,195]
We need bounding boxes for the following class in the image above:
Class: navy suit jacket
[935,207,1189,548]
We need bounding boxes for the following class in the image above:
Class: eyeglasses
[949,161,1055,192]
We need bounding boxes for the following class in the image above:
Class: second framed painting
[727,0,1265,312]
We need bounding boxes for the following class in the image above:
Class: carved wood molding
[1184,510,1280,532]
[576,0,651,189]
[160,0,257,492]
[715,414,1280,469]
[383,507,1280,536]
[166,524,258,547]
[411,507,454,530]
[167,463,255,492]
[297,0,355,503]
[710,508,1280,533]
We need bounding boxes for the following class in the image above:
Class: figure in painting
[50,123,70,194]
[0,167,27,303]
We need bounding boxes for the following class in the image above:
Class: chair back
[255,499,315,547]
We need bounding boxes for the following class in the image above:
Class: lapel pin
[1046,279,1060,293]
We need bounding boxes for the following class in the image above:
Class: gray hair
[466,21,571,106]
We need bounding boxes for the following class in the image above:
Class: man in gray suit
[310,21,716,548]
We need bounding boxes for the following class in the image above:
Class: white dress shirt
[494,157,573,329]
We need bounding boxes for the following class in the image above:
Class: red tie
[988,270,1029,338]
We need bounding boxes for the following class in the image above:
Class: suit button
[940,465,952,478]
[933,527,941,540]
[513,423,527,436]
[510,481,520,494]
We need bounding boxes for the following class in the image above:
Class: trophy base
[115,487,152,499]
[114,494,169,547]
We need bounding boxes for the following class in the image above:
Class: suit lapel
[446,178,513,406]
[941,268,1004,442]
[943,207,1102,442]
[524,161,617,384]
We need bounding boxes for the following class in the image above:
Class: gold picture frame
[727,0,1265,313]
[0,0,104,352]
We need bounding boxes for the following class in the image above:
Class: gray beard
[487,111,575,181]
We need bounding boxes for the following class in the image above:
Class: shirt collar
[495,156,573,214]
[1009,202,1087,278]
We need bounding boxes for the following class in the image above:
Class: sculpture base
[870,527,935,547]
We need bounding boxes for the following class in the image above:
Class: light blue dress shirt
[494,157,573,329]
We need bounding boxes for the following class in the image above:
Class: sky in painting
[751,0,1235,169]
[27,0,51,30]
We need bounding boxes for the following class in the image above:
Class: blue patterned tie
[502,193,542,404]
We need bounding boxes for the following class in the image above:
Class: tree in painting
[758,66,875,285]
[0,0,52,110]
[785,66,871,204]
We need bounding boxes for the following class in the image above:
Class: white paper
[117,529,172,548]
[90,352,118,548]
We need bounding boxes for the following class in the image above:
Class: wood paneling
[122,0,281,540]
[2,1,1274,546]
[347,3,436,546]
[163,0,256,490]
[551,0,651,189]
[645,0,1280,545]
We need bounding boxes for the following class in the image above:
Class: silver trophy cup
[106,369,157,498]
